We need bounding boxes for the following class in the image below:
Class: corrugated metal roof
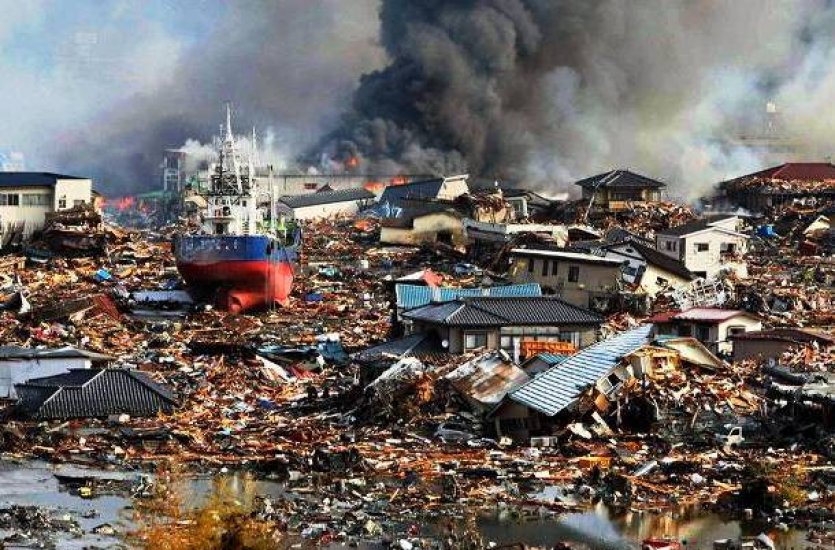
[510,325,652,417]
[536,352,572,366]
[396,283,541,311]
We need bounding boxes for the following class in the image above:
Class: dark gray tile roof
[16,368,176,420]
[658,215,737,237]
[574,170,666,190]
[278,188,374,209]
[379,178,445,204]
[352,332,444,363]
[403,296,603,327]
[0,172,87,188]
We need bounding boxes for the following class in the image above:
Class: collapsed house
[490,326,731,442]
[649,308,763,355]
[601,239,694,297]
[507,248,622,309]
[718,162,835,212]
[729,328,835,361]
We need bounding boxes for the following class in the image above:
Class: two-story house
[402,296,603,362]
[507,248,622,308]
[574,169,666,211]
[655,215,749,279]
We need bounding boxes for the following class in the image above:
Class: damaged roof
[445,353,530,408]
[403,296,604,327]
[722,162,835,188]
[604,240,693,280]
[509,325,652,417]
[574,169,667,190]
[278,188,374,209]
[15,368,176,420]
[351,332,444,363]
[657,215,739,237]
[0,345,113,362]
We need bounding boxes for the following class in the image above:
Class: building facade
[0,172,93,239]
[656,215,749,279]
[507,248,622,308]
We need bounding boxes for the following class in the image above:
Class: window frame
[568,265,580,283]
[464,331,488,350]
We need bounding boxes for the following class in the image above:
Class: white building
[655,215,749,279]
[0,172,93,239]
[649,308,763,355]
[277,188,375,221]
[0,345,112,399]
[603,240,694,297]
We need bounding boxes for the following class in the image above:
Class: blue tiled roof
[396,283,541,311]
[510,325,652,417]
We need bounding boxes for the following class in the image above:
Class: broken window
[656,276,668,286]
[568,265,580,282]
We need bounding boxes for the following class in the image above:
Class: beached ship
[173,105,299,312]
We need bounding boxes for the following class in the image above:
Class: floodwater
[478,502,818,550]
[0,459,827,549]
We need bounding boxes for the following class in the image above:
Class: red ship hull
[177,259,294,313]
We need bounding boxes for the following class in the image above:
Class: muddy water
[0,459,827,549]
[477,502,817,550]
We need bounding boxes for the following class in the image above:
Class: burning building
[718,162,835,212]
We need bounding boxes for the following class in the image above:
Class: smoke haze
[2,1,835,198]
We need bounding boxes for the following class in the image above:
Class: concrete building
[603,240,694,297]
[575,169,666,210]
[277,188,374,221]
[402,296,603,361]
[649,308,763,355]
[0,345,112,399]
[656,215,749,279]
[507,248,622,308]
[162,149,188,192]
[0,172,93,239]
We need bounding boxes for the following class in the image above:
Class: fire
[346,156,359,168]
[106,196,137,212]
